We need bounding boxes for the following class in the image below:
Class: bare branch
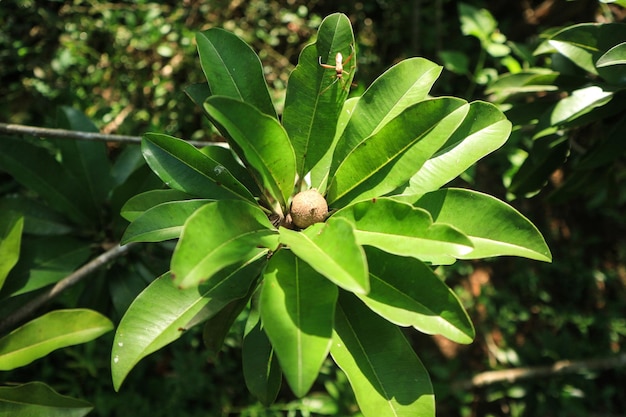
[453,353,626,390]
[0,243,137,334]
[0,122,221,148]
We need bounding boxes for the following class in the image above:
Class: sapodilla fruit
[289,189,328,229]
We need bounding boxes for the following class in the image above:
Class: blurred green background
[1,1,625,416]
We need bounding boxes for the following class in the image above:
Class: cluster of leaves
[113,13,550,417]
[486,20,626,206]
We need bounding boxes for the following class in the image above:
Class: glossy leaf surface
[0,309,113,370]
[331,293,435,417]
[334,198,473,264]
[112,257,265,390]
[171,200,278,288]
[282,13,355,181]
[408,188,552,262]
[260,250,337,397]
[278,217,369,294]
[121,199,211,244]
[327,98,468,207]
[0,382,92,417]
[359,247,474,343]
[120,189,194,222]
[204,96,296,211]
[142,132,255,202]
[404,101,512,195]
[196,28,276,117]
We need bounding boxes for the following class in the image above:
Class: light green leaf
[112,256,265,390]
[278,217,369,294]
[404,101,511,195]
[0,381,92,417]
[334,198,473,265]
[171,200,278,289]
[331,293,435,417]
[0,309,113,370]
[327,98,469,207]
[597,42,626,68]
[121,199,211,244]
[282,12,355,181]
[0,212,23,290]
[204,96,296,213]
[120,189,194,222]
[407,188,552,262]
[142,132,256,202]
[260,250,338,397]
[458,2,497,44]
[196,28,276,117]
[359,247,474,344]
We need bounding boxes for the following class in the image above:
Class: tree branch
[0,242,137,334]
[453,353,626,390]
[0,122,219,148]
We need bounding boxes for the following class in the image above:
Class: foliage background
[1,0,625,416]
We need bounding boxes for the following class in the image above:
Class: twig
[453,353,626,390]
[0,242,137,334]
[0,122,218,148]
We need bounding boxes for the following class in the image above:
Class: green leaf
[184,82,212,116]
[260,250,338,397]
[171,200,278,289]
[404,101,512,195]
[458,2,497,44]
[597,42,626,68]
[331,293,435,417]
[0,381,92,417]
[359,247,474,344]
[55,106,114,216]
[120,189,194,222]
[0,212,23,290]
[330,58,443,180]
[545,23,626,84]
[0,236,91,298]
[282,12,355,181]
[334,198,473,265]
[278,217,369,294]
[199,144,261,197]
[327,98,469,207]
[112,256,265,391]
[0,137,94,226]
[142,132,256,202]
[196,28,276,117]
[0,309,113,370]
[408,188,552,262]
[121,199,211,244]
[0,197,73,236]
[242,311,282,406]
[203,96,296,212]
[202,294,250,358]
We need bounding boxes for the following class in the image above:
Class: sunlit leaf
[0,309,113,370]
[0,211,23,290]
[260,250,337,397]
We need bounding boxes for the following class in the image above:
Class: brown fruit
[289,189,328,229]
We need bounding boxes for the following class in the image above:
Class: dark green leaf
[243,311,282,406]
[260,250,337,397]
[0,197,73,236]
[142,132,256,202]
[112,256,265,390]
[204,97,296,213]
[331,293,435,417]
[0,381,92,417]
[196,28,276,117]
[120,189,194,222]
[171,200,278,289]
[282,13,355,181]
